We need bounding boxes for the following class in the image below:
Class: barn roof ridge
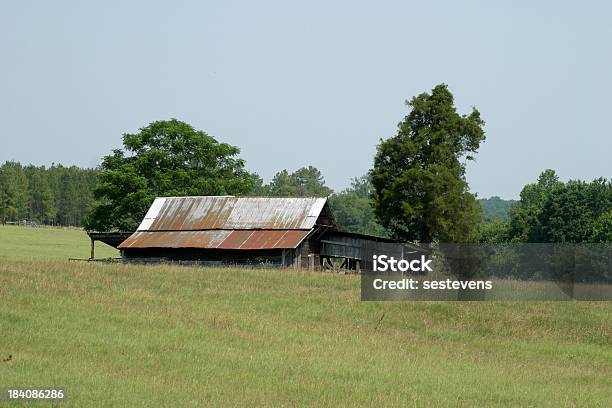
[154,195,329,199]
[133,195,332,233]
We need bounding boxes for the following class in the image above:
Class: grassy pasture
[0,225,118,260]
[0,226,611,407]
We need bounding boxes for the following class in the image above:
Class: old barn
[113,196,414,272]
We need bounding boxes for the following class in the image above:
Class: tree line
[478,197,516,222]
[0,157,386,235]
[5,155,608,245]
[0,162,98,226]
[252,167,388,237]
[83,84,487,237]
[479,170,612,243]
[2,84,611,245]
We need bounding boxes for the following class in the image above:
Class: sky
[1,0,611,199]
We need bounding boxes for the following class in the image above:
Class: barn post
[281,249,286,267]
[295,244,302,269]
[90,237,95,260]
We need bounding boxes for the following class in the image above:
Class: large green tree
[370,84,485,242]
[85,119,254,231]
[535,179,612,243]
[507,169,561,242]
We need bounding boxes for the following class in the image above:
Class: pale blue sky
[1,1,611,199]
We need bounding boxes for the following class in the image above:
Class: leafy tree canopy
[256,166,333,197]
[85,119,254,231]
[507,169,561,242]
[479,196,516,222]
[508,170,612,243]
[370,84,485,242]
[476,220,510,243]
[591,210,612,243]
[328,175,388,237]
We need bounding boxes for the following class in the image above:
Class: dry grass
[1,258,611,407]
[1,226,611,406]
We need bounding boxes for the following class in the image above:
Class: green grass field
[0,225,118,260]
[1,226,611,407]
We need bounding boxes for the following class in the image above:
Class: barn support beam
[292,246,301,269]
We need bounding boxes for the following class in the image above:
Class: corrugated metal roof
[136,196,328,231]
[118,229,310,250]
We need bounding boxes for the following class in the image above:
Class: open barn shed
[114,196,413,272]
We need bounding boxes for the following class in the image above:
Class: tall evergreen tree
[370,84,485,242]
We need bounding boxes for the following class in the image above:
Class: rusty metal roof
[136,196,328,231]
[119,196,330,250]
[118,229,311,250]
